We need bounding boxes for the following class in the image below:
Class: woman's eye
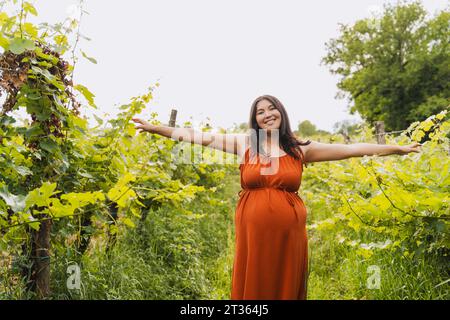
[258,108,273,114]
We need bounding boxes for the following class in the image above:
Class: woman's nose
[264,112,274,120]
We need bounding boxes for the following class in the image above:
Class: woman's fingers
[135,127,145,134]
[132,118,149,125]
[132,117,156,134]
[132,118,144,124]
[413,143,422,152]
[135,125,146,133]
[409,143,422,153]
[132,118,149,133]
[396,142,424,155]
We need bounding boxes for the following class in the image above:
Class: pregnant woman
[132,94,421,300]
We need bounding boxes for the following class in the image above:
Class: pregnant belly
[236,189,307,232]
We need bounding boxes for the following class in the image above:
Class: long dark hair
[248,95,312,168]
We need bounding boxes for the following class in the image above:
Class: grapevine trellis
[1,0,449,301]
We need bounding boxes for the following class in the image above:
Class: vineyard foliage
[302,113,449,299]
[0,1,237,298]
[303,112,449,261]
[0,1,449,299]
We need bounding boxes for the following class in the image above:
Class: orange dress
[231,147,309,300]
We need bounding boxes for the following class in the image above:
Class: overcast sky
[5,0,449,132]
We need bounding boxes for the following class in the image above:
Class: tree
[332,119,360,136]
[297,120,317,137]
[333,119,361,143]
[322,1,449,131]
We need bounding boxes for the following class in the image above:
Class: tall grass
[47,167,241,300]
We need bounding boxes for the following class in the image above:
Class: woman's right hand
[132,118,156,134]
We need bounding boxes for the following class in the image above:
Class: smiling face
[255,99,282,132]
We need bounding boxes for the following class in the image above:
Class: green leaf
[0,35,10,50]
[39,182,59,199]
[26,100,52,121]
[14,165,32,177]
[121,217,135,228]
[30,66,65,91]
[39,138,59,154]
[26,91,43,100]
[48,198,73,218]
[61,191,105,209]
[74,84,96,108]
[421,120,434,132]
[79,172,95,179]
[80,50,97,64]
[421,196,444,210]
[125,124,136,136]
[24,125,44,139]
[28,221,41,231]
[25,182,60,211]
[69,115,87,133]
[54,34,68,46]
[0,115,16,126]
[23,22,38,38]
[36,60,53,68]
[35,47,59,64]
[8,38,35,54]
[93,114,104,125]
[0,186,26,213]
[23,1,38,16]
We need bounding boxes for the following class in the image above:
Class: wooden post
[375,121,386,144]
[29,220,52,298]
[169,109,177,127]
[342,128,351,144]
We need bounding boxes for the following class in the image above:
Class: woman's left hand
[396,142,423,155]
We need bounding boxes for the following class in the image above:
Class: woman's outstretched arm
[303,141,422,163]
[132,118,248,156]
